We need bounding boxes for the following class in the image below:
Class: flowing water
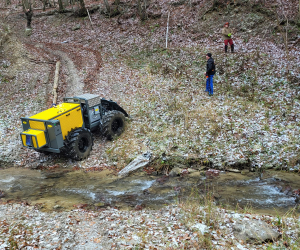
[0,167,299,215]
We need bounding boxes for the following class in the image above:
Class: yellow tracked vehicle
[20,94,128,160]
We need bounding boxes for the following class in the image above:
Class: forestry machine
[20,94,128,160]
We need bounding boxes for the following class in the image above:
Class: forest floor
[1,0,300,173]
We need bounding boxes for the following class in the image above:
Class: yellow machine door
[56,106,83,139]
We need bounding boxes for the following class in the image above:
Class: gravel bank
[1,203,299,249]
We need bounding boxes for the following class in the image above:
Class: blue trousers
[206,75,214,95]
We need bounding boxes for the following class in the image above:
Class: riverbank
[0,166,300,249]
[0,199,299,249]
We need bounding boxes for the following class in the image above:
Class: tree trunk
[25,8,33,28]
[22,0,29,9]
[79,0,85,9]
[58,0,64,12]
[137,0,142,17]
[137,0,147,21]
[78,0,87,16]
[104,0,111,15]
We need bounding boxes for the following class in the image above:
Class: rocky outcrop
[233,218,280,243]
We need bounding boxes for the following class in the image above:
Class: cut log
[53,61,61,105]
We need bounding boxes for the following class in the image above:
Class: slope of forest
[1,0,300,249]
[1,0,299,173]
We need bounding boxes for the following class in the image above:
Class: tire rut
[49,49,84,97]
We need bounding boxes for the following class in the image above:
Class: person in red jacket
[25,8,33,29]
[221,22,234,53]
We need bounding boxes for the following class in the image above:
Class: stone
[265,164,273,169]
[227,169,241,173]
[53,205,63,209]
[205,169,220,178]
[233,219,280,243]
[187,168,197,173]
[95,202,105,207]
[118,152,151,177]
[188,171,201,178]
[213,193,221,199]
[0,190,5,198]
[169,167,182,177]
[241,169,249,175]
[190,223,208,234]
[195,165,206,171]
[25,28,32,36]
[72,24,81,31]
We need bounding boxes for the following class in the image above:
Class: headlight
[26,135,32,146]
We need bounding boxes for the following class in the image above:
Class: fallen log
[52,61,61,105]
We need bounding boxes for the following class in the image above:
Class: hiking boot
[225,45,228,53]
[231,44,234,53]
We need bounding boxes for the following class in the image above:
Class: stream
[0,167,299,215]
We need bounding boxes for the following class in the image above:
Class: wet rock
[189,171,201,178]
[274,184,283,192]
[151,171,158,176]
[169,167,183,177]
[94,202,105,207]
[196,165,206,171]
[25,28,32,36]
[53,205,63,209]
[187,168,197,173]
[241,169,250,175]
[181,169,189,176]
[173,163,187,169]
[0,190,5,198]
[73,204,88,209]
[156,175,169,184]
[213,193,221,200]
[72,24,80,31]
[143,189,150,195]
[42,171,65,179]
[118,152,151,177]
[233,219,280,243]
[205,169,220,178]
[227,169,241,173]
[134,204,145,211]
[283,186,292,196]
[265,164,274,169]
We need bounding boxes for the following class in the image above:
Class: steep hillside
[0,0,299,172]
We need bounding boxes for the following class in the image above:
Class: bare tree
[103,0,121,18]
[43,0,46,11]
[104,0,111,15]
[78,0,87,16]
[137,0,147,21]
[22,0,33,28]
[58,0,64,12]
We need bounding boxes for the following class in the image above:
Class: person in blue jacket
[204,53,216,96]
